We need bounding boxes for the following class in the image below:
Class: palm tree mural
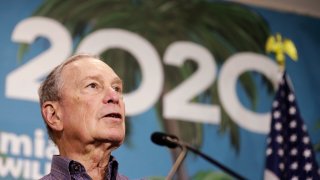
[21,0,271,178]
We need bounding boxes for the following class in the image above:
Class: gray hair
[38,53,100,143]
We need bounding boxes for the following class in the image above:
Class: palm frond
[239,72,258,110]
[21,0,271,151]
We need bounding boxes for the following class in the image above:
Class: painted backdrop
[0,1,319,179]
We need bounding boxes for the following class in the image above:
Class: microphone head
[151,132,179,148]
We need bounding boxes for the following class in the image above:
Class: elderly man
[39,54,128,180]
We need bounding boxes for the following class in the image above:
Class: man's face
[57,58,125,148]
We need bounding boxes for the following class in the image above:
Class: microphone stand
[166,145,188,180]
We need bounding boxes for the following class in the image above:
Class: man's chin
[95,135,125,147]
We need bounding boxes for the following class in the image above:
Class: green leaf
[146,176,166,180]
[192,170,232,180]
[17,43,30,62]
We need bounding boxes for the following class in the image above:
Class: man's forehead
[61,58,119,81]
[63,58,110,73]
[67,57,105,67]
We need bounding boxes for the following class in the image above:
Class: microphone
[151,132,187,180]
[151,132,246,180]
[151,132,180,148]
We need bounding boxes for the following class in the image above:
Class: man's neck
[58,141,113,179]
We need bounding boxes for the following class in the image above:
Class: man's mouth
[104,113,122,119]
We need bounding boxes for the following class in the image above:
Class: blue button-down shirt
[41,155,128,180]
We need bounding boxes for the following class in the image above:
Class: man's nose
[103,87,120,104]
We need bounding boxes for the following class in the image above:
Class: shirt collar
[50,155,120,180]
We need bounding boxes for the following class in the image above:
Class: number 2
[163,42,220,124]
[6,17,72,101]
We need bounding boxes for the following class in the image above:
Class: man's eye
[87,83,98,89]
[113,86,122,93]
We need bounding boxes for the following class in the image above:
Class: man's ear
[42,101,63,131]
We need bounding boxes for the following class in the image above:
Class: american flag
[264,72,320,180]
